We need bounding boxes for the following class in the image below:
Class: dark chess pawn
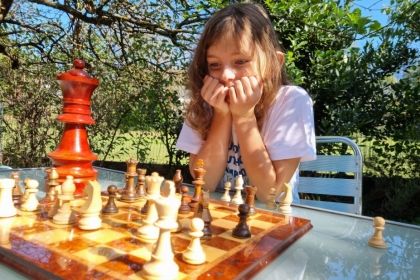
[232,204,251,239]
[136,168,147,197]
[179,184,190,214]
[141,200,149,215]
[102,185,119,215]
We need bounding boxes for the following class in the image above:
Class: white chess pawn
[266,188,277,209]
[231,175,244,205]
[0,178,17,218]
[53,176,76,225]
[20,179,40,212]
[368,217,387,248]
[278,183,292,214]
[182,218,206,265]
[221,181,231,202]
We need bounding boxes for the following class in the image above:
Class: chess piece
[141,184,181,280]
[367,245,386,276]
[137,172,164,244]
[221,181,231,202]
[368,216,387,249]
[245,185,257,216]
[53,175,76,225]
[231,175,244,205]
[182,217,206,265]
[189,159,206,212]
[44,167,60,201]
[136,168,147,197]
[21,178,31,202]
[102,185,119,215]
[179,184,190,214]
[11,172,23,205]
[20,179,40,212]
[0,216,16,249]
[278,183,292,214]
[232,204,251,239]
[194,190,212,240]
[48,185,62,218]
[0,178,18,218]
[78,180,102,230]
[120,158,139,202]
[162,181,183,233]
[266,188,277,209]
[46,59,99,195]
[173,169,183,194]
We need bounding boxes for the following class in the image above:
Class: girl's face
[206,37,257,87]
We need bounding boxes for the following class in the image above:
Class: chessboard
[0,192,312,280]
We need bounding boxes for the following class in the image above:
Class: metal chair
[296,136,363,215]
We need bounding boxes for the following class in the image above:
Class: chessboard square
[112,212,143,224]
[248,219,274,229]
[31,229,79,244]
[203,235,241,251]
[81,229,127,243]
[210,210,230,219]
[100,253,145,277]
[253,213,284,224]
[54,237,99,253]
[171,236,192,253]
[128,245,154,262]
[220,214,240,222]
[73,245,126,265]
[211,218,238,230]
[106,236,148,254]
[202,244,228,262]
[217,230,251,243]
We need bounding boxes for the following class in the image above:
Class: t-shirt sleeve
[175,122,203,154]
[263,87,316,162]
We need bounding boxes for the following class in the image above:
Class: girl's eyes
[208,60,249,68]
[236,60,248,65]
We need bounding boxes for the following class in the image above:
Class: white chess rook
[0,178,17,217]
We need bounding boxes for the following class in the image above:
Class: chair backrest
[296,136,363,215]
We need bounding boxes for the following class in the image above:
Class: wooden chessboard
[0,193,312,280]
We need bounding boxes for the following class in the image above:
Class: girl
[176,2,316,203]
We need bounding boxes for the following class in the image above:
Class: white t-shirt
[176,85,316,203]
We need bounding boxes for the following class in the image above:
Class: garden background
[0,0,419,224]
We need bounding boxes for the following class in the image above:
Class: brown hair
[185,2,291,140]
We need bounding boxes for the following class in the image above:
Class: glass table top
[0,167,419,279]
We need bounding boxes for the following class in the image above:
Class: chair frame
[296,136,363,215]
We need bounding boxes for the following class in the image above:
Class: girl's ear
[276,51,285,67]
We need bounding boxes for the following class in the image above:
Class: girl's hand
[228,76,261,117]
[201,76,230,114]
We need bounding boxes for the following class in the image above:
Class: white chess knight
[20,179,40,212]
[231,175,244,205]
[78,180,102,230]
[0,178,17,218]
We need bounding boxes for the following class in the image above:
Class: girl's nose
[220,67,235,86]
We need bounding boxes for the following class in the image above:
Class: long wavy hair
[185,2,291,140]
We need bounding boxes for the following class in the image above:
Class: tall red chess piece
[46,59,99,194]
